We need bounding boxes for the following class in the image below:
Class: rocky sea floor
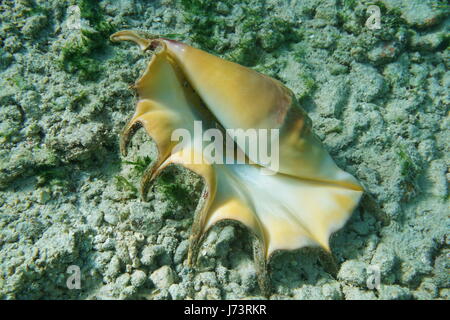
[0,0,448,299]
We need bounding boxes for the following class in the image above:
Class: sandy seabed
[0,0,448,299]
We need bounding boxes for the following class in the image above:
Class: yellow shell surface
[110,30,363,294]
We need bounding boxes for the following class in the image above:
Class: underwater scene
[0,0,448,300]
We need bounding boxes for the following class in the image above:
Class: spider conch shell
[110,30,363,294]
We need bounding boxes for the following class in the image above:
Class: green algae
[180,0,301,65]
[114,175,138,195]
[122,156,152,174]
[36,167,70,188]
[155,170,192,208]
[59,0,114,80]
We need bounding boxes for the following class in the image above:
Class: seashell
[110,30,363,294]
